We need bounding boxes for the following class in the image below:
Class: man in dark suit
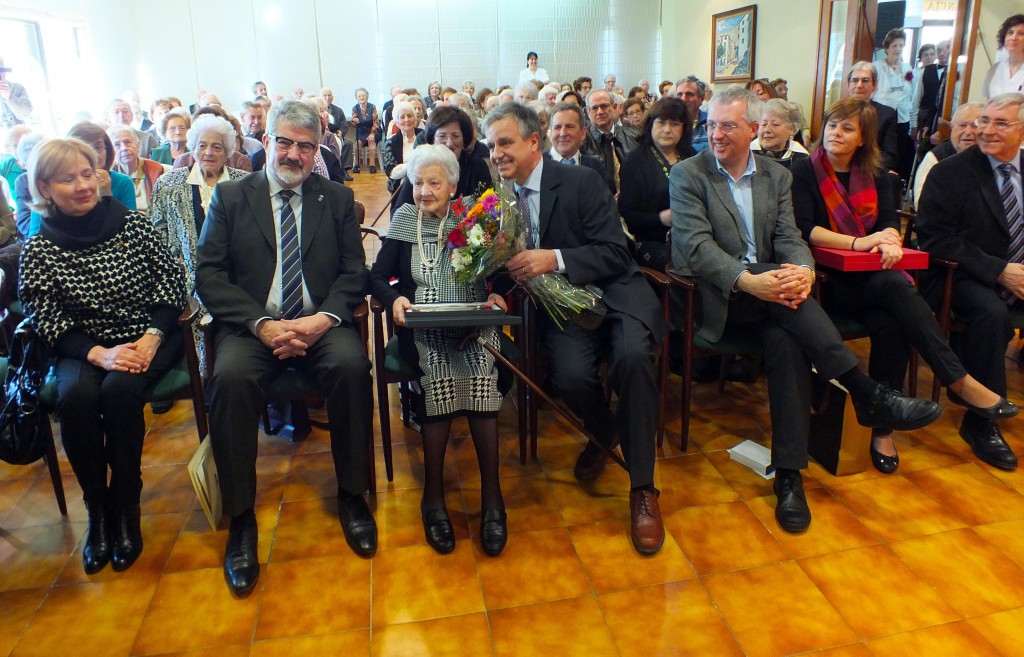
[848,62,900,173]
[483,102,666,555]
[547,102,609,185]
[671,87,943,533]
[196,100,375,596]
[917,93,1024,471]
[580,88,639,195]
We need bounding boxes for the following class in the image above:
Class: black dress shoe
[947,389,1019,421]
[150,400,174,414]
[339,493,377,557]
[959,421,1019,471]
[82,503,111,575]
[773,469,811,533]
[854,384,943,431]
[369,165,377,174]
[110,504,143,572]
[573,443,608,481]
[422,507,455,554]
[480,508,508,557]
[870,440,900,474]
[224,510,260,597]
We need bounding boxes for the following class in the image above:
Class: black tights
[421,416,503,513]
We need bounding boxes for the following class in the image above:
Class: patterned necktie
[278,189,304,319]
[1000,163,1023,303]
[517,186,535,249]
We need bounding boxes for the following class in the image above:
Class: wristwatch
[144,327,165,340]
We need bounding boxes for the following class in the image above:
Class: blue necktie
[562,157,575,165]
[278,189,304,319]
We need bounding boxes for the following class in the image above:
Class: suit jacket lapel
[704,153,749,246]
[974,147,1011,236]
[752,164,771,256]
[244,171,278,249]
[300,175,325,257]
[538,161,559,243]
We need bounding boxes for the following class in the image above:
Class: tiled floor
[4,174,1024,656]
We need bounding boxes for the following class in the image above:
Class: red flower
[451,198,467,216]
[447,229,467,248]
[904,71,913,82]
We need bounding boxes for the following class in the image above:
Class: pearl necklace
[416,204,450,270]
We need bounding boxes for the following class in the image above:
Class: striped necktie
[1000,163,1023,303]
[278,189,304,319]
[517,186,535,249]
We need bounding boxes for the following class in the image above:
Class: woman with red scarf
[790,98,1017,474]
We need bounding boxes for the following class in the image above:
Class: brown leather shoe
[629,489,665,555]
[573,443,608,481]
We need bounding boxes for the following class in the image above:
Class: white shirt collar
[187,162,231,187]
[548,149,580,165]
[517,155,544,194]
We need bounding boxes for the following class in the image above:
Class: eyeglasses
[589,103,612,112]
[849,77,874,85]
[973,118,1024,131]
[706,121,743,134]
[268,133,317,155]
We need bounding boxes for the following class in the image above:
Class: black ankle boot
[82,502,112,574]
[110,503,143,572]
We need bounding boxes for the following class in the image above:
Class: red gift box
[811,247,930,272]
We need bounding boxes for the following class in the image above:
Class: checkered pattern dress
[389,203,502,418]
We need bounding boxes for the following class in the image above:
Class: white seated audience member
[913,102,983,207]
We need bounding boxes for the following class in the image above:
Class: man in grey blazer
[670,87,942,533]
[197,100,374,596]
[484,102,666,555]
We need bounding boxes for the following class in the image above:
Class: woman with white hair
[108,124,171,211]
[750,98,809,168]
[369,144,509,557]
[20,138,185,574]
[381,100,422,193]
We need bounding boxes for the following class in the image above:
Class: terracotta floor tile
[475,527,591,609]
[687,405,771,453]
[879,429,968,474]
[144,646,250,657]
[703,561,857,657]
[663,501,788,575]
[799,544,959,638]
[11,577,157,657]
[545,467,632,526]
[906,462,1024,526]
[141,425,205,466]
[704,449,778,500]
[827,475,966,542]
[270,497,355,562]
[534,437,592,474]
[371,486,469,550]
[461,473,563,536]
[974,518,1024,570]
[59,512,185,584]
[0,478,35,521]
[0,588,46,657]
[253,453,292,505]
[256,554,371,639]
[808,645,874,657]
[0,474,84,528]
[653,453,742,511]
[282,451,339,502]
[598,580,744,657]
[568,517,694,593]
[371,543,484,625]
[376,441,459,492]
[139,464,198,515]
[0,523,82,591]
[489,597,618,657]
[252,630,369,656]
[890,528,1024,617]
[0,460,45,482]
[967,607,1024,656]
[745,488,879,559]
[164,503,278,572]
[448,423,546,483]
[370,613,491,657]
[865,621,1002,656]
[131,567,260,655]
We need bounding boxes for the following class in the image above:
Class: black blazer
[196,170,367,333]
[872,100,900,172]
[917,146,1024,299]
[619,144,696,243]
[789,158,900,243]
[511,159,664,340]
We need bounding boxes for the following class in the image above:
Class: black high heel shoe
[422,507,455,555]
[870,438,900,474]
[82,502,111,574]
[480,509,508,556]
[947,389,1019,421]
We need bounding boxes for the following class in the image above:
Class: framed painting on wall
[711,5,757,83]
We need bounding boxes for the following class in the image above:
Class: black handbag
[0,319,51,465]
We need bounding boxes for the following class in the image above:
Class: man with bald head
[914,102,983,206]
[107,99,159,158]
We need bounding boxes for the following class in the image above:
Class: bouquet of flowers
[447,184,607,330]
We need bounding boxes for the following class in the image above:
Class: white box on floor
[728,440,775,479]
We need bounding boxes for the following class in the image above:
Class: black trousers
[207,326,372,517]
[725,294,858,470]
[55,331,184,507]
[823,269,967,389]
[542,309,660,488]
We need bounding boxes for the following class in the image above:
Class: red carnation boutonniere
[904,71,913,83]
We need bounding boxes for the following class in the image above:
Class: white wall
[966,0,1020,100]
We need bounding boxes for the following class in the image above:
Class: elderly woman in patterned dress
[369,144,509,557]
[148,114,248,374]
[20,138,185,575]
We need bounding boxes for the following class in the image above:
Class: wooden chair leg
[907,348,919,397]
[527,303,539,461]
[716,355,729,394]
[515,321,528,465]
[43,421,67,516]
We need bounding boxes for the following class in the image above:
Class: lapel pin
[318,194,323,202]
